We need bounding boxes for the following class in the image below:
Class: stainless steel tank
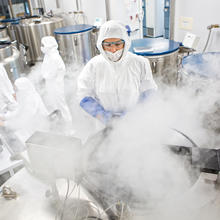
[0,42,25,82]
[0,18,21,42]
[130,38,180,84]
[0,25,11,42]
[54,24,97,65]
[14,16,64,64]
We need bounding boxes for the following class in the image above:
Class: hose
[203,28,212,53]
[171,128,199,148]
[203,24,220,53]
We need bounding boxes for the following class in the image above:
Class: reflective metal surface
[145,50,179,84]
[15,16,64,64]
[55,25,97,65]
[0,18,21,42]
[0,26,10,42]
[0,43,25,82]
[0,44,13,60]
[130,38,180,84]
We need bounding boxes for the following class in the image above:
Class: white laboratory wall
[80,0,106,25]
[109,0,143,39]
[58,1,77,12]
[44,0,106,25]
[43,0,77,13]
[44,0,59,12]
[174,0,220,52]
[108,0,128,24]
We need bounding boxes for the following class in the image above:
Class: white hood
[96,20,131,63]
[5,77,49,142]
[15,77,37,103]
[41,36,58,54]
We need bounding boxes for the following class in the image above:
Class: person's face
[102,38,125,53]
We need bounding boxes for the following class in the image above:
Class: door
[143,0,172,38]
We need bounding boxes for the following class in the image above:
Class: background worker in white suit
[41,36,73,133]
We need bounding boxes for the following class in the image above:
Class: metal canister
[14,16,64,64]
[0,42,25,82]
[54,24,97,65]
[130,38,180,84]
[0,25,10,42]
[0,18,21,42]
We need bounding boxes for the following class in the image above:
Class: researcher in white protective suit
[77,20,157,124]
[41,36,72,131]
[0,64,17,114]
[0,77,49,144]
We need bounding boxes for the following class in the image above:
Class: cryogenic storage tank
[15,16,64,64]
[0,41,25,82]
[0,18,21,42]
[181,52,220,79]
[0,25,10,42]
[54,24,97,65]
[130,38,180,84]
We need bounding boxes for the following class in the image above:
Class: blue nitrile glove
[80,97,112,124]
[139,89,156,103]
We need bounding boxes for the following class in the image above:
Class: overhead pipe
[105,0,110,21]
[76,0,79,11]
[56,0,60,9]
[76,0,83,11]
[8,0,15,18]
[27,0,33,16]
[203,24,220,53]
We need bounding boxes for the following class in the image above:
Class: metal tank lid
[18,16,63,26]
[0,41,11,48]
[1,18,21,23]
[130,38,180,56]
[54,24,94,35]
[0,25,6,29]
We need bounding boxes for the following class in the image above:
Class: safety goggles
[102,40,125,48]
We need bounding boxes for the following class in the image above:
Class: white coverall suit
[77,20,157,124]
[41,36,72,128]
[2,77,49,143]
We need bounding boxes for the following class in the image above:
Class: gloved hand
[139,89,157,103]
[112,111,126,118]
[80,96,113,124]
[96,110,112,124]
[98,110,126,125]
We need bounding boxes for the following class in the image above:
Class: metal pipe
[76,0,79,11]
[8,0,15,18]
[169,0,176,40]
[203,24,220,53]
[56,0,60,8]
[105,0,110,21]
[27,0,33,16]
